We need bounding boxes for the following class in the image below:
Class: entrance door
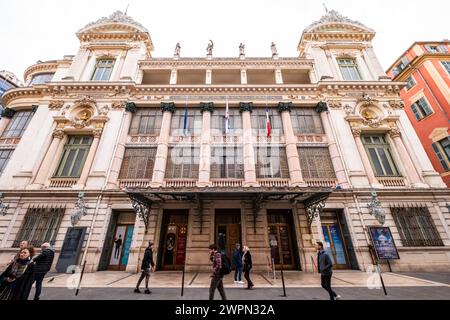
[215,209,241,258]
[159,210,188,270]
[105,211,136,271]
[321,221,350,269]
[267,210,299,270]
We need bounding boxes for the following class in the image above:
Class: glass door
[322,224,350,269]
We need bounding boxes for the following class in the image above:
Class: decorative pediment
[303,10,375,34]
[77,10,148,34]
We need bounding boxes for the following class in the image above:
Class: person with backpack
[242,246,254,289]
[208,244,227,300]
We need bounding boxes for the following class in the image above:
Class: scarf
[8,258,30,281]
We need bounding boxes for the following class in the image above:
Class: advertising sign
[368,226,400,260]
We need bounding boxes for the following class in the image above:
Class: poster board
[368,226,400,261]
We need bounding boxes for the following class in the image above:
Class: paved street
[27,271,450,300]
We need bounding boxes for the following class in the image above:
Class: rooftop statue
[206,40,214,55]
[271,42,278,56]
[239,43,245,56]
[174,42,181,56]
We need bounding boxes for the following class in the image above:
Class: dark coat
[243,251,252,272]
[0,261,35,300]
[317,250,333,276]
[33,249,55,275]
[232,249,242,268]
[141,247,155,269]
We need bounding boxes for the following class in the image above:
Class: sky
[1,0,449,82]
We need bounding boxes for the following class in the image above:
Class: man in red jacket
[209,244,226,300]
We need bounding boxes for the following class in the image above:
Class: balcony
[258,179,290,187]
[377,177,407,188]
[164,179,197,188]
[118,179,151,189]
[304,178,337,188]
[49,177,78,188]
[211,179,244,188]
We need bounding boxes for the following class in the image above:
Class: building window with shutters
[410,97,433,121]
[0,149,14,174]
[291,108,324,134]
[251,108,283,137]
[119,148,157,179]
[297,147,336,179]
[211,146,244,179]
[91,59,115,81]
[129,109,162,135]
[255,146,289,179]
[432,137,450,171]
[425,44,448,53]
[14,206,65,247]
[362,135,400,177]
[170,109,202,136]
[54,136,93,178]
[337,58,362,81]
[165,146,199,179]
[391,207,444,247]
[405,76,416,90]
[211,109,242,135]
[2,110,35,138]
[442,61,450,75]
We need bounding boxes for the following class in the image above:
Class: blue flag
[183,106,188,135]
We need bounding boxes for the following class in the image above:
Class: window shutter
[439,45,448,53]
[410,103,422,120]
[419,98,433,115]
[432,143,450,171]
[401,56,410,66]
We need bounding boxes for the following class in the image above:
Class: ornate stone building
[0,10,449,273]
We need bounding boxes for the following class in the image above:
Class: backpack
[219,253,232,276]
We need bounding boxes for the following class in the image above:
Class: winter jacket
[211,251,222,277]
[242,251,252,272]
[317,250,333,276]
[33,249,55,275]
[141,247,155,270]
[232,249,242,268]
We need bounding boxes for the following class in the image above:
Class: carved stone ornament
[49,100,65,110]
[360,108,382,128]
[306,200,326,226]
[327,100,342,109]
[306,9,373,32]
[351,128,362,137]
[200,102,214,114]
[388,128,401,138]
[357,93,379,107]
[79,10,148,33]
[367,191,386,225]
[100,105,110,116]
[71,192,88,226]
[161,102,176,113]
[239,102,253,113]
[277,102,292,113]
[74,96,97,111]
[0,193,9,216]
[1,108,15,119]
[52,129,65,139]
[344,104,355,116]
[315,101,329,113]
[125,102,137,113]
[388,100,405,109]
[112,101,126,110]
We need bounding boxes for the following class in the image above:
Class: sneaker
[134,288,141,293]
[238,281,245,284]
[144,289,152,294]
[234,281,238,284]
[335,294,342,300]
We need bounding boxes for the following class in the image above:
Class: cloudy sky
[1,0,449,82]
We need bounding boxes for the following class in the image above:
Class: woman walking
[0,247,35,300]
[242,246,254,289]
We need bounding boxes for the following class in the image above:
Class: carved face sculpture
[361,108,377,120]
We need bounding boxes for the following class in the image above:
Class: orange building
[387,41,450,186]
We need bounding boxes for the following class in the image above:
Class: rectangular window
[362,135,400,177]
[13,206,65,248]
[411,97,433,120]
[337,58,362,81]
[118,148,157,179]
[405,76,416,90]
[0,149,14,173]
[297,147,336,179]
[432,137,450,171]
[255,146,289,179]
[442,61,450,75]
[211,146,244,179]
[91,59,115,81]
[251,108,283,136]
[2,110,34,138]
[391,207,443,247]
[165,146,199,179]
[29,73,54,85]
[54,136,93,178]
[211,109,242,135]
[291,108,324,134]
[129,109,162,135]
[170,109,202,136]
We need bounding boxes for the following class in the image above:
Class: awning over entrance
[126,186,331,233]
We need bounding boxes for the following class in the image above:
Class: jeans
[114,246,121,259]
[33,273,46,300]
[136,269,150,289]
[209,276,226,300]
[244,268,253,288]
[234,266,242,282]
[321,274,338,300]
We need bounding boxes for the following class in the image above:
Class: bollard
[75,260,87,296]
[377,263,388,296]
[280,263,287,297]
[181,265,185,296]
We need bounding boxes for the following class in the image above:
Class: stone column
[389,128,424,187]
[30,128,65,188]
[275,68,283,84]
[75,127,102,188]
[278,102,305,186]
[106,103,135,189]
[317,105,349,187]
[151,102,175,187]
[352,128,382,188]
[240,103,258,186]
[198,103,213,187]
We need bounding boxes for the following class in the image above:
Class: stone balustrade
[118,179,151,189]
[258,179,290,187]
[164,179,197,188]
[304,178,337,188]
[377,176,407,188]
[49,177,78,188]
[211,179,244,187]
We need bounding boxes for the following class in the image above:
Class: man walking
[232,243,243,284]
[209,244,226,300]
[30,243,55,300]
[317,241,341,300]
[134,241,155,294]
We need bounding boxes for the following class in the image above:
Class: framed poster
[368,226,400,260]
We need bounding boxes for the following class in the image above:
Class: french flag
[266,107,271,138]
